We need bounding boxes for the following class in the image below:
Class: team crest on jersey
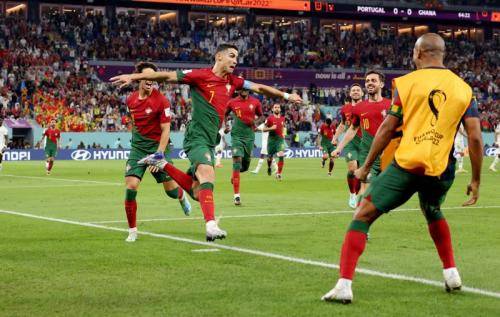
[249,104,254,110]
[145,107,152,115]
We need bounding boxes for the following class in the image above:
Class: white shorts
[0,145,6,153]
[260,132,269,155]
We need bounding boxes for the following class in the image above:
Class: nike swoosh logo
[361,112,368,116]
[207,84,217,87]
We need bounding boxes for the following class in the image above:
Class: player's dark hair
[135,62,158,73]
[365,69,385,82]
[350,83,362,90]
[215,44,239,55]
[325,118,332,125]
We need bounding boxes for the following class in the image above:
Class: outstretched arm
[110,71,179,88]
[244,81,302,104]
[333,122,345,145]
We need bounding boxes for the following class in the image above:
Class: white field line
[1,184,118,189]
[1,209,499,300]
[90,205,500,224]
[0,174,121,186]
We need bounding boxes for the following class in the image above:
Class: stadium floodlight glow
[6,4,26,13]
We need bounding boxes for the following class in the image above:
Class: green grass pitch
[0,158,499,316]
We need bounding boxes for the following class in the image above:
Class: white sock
[457,156,464,170]
[336,278,352,288]
[215,153,222,165]
[129,227,137,233]
[254,159,264,172]
[492,156,499,168]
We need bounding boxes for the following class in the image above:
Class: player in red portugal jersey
[111,44,302,241]
[262,103,286,181]
[123,62,191,242]
[226,90,264,205]
[40,119,60,175]
[333,70,391,198]
[317,118,337,176]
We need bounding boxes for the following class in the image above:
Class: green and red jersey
[44,128,60,147]
[266,114,286,140]
[227,95,263,141]
[351,98,391,151]
[177,68,245,148]
[126,88,171,143]
[319,122,336,146]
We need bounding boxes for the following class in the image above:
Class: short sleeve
[388,85,403,120]
[159,94,171,124]
[176,69,203,86]
[232,75,245,90]
[265,116,273,127]
[462,97,479,120]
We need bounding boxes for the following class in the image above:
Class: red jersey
[352,98,391,137]
[126,89,171,142]
[227,96,263,126]
[177,68,244,127]
[319,123,336,140]
[340,102,362,137]
[44,128,60,145]
[266,115,286,139]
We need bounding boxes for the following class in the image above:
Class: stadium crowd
[0,11,497,136]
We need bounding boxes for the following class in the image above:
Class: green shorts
[365,161,455,219]
[45,144,57,158]
[344,142,359,163]
[358,149,381,182]
[125,147,173,183]
[232,136,253,172]
[184,143,216,177]
[322,143,336,157]
[267,138,286,157]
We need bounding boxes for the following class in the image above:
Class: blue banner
[3,147,497,162]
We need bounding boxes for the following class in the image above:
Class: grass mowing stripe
[89,205,500,224]
[1,208,499,300]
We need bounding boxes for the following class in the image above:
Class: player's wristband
[283,93,290,100]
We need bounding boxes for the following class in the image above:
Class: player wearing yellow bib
[322,33,484,303]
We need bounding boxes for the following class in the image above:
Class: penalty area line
[1,208,499,300]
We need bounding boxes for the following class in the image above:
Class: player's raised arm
[461,99,483,206]
[244,81,302,104]
[110,71,179,88]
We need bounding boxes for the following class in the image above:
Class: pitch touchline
[1,209,499,300]
[1,174,121,185]
[1,184,118,189]
[90,205,500,224]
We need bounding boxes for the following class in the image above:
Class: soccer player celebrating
[123,62,191,243]
[251,123,278,174]
[332,71,391,198]
[0,118,8,172]
[111,44,302,241]
[263,103,287,180]
[226,89,264,205]
[317,118,337,176]
[333,84,364,207]
[322,33,483,303]
[40,119,60,175]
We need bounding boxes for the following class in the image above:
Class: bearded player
[333,84,364,207]
[332,71,391,197]
[263,103,287,181]
[317,118,337,176]
[40,119,60,175]
[226,89,264,205]
[322,33,483,304]
[111,44,302,241]
[124,62,191,242]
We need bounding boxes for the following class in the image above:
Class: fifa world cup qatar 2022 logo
[428,89,447,126]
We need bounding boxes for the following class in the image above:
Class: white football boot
[443,267,462,292]
[321,278,353,304]
[206,220,227,242]
[125,227,137,242]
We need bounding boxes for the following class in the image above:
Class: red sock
[354,178,361,194]
[232,170,240,194]
[198,188,215,222]
[278,160,284,174]
[163,164,193,192]
[124,200,137,228]
[428,219,456,268]
[48,161,54,171]
[339,230,367,279]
